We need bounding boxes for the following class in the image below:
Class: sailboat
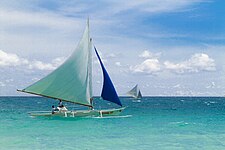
[127,84,142,99]
[17,20,125,117]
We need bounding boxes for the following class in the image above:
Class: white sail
[20,21,92,106]
[127,84,142,99]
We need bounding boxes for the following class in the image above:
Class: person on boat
[57,99,68,113]
[58,99,64,108]
[52,105,57,114]
[89,98,94,110]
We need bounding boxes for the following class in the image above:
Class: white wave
[92,115,132,119]
[169,121,189,126]
[132,100,141,103]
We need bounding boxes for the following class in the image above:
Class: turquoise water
[1,97,225,150]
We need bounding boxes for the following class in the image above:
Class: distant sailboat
[127,84,142,99]
[17,19,125,117]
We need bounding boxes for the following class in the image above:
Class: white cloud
[130,58,161,74]
[28,61,56,71]
[164,53,216,73]
[0,9,82,31]
[173,84,181,88]
[5,79,14,83]
[139,50,161,59]
[0,8,86,57]
[130,50,162,74]
[28,57,65,70]
[0,50,65,70]
[107,53,116,58]
[106,0,205,15]
[0,81,6,87]
[115,62,122,66]
[0,50,28,67]
[130,53,216,75]
[139,50,153,58]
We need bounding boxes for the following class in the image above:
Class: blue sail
[94,47,122,107]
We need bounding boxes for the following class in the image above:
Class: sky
[1,0,225,96]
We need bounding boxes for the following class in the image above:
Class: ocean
[0,96,225,150]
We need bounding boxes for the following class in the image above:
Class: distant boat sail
[17,19,125,117]
[127,84,142,99]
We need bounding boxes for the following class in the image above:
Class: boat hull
[28,107,126,118]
